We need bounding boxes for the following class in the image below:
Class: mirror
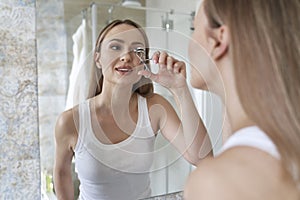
[38,0,222,199]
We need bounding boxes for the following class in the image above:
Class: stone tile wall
[0,0,40,199]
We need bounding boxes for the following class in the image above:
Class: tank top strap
[74,100,91,153]
[216,126,280,159]
[137,95,154,135]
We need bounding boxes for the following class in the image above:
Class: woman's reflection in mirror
[53,19,212,200]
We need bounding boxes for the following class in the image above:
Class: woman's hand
[138,51,187,90]
[141,51,212,164]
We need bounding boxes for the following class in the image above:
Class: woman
[184,0,300,199]
[54,19,211,200]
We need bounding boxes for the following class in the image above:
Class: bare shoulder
[184,147,297,200]
[146,93,171,107]
[146,93,175,118]
[145,93,178,133]
[184,157,229,200]
[146,93,178,116]
[55,106,79,145]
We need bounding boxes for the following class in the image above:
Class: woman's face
[188,4,219,91]
[98,24,146,85]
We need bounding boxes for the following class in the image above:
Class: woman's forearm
[53,168,75,200]
[171,84,213,163]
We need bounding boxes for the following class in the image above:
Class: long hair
[87,19,153,99]
[204,0,300,186]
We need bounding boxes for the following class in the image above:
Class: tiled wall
[0,0,40,199]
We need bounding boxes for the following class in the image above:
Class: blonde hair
[87,19,153,99]
[204,0,300,186]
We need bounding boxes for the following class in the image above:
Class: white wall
[145,0,223,196]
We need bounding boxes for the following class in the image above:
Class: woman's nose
[120,51,132,62]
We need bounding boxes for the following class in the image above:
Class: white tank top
[216,126,280,159]
[74,95,156,200]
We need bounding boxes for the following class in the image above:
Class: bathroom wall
[0,0,40,199]
[36,0,67,175]
[144,0,198,195]
[145,0,223,195]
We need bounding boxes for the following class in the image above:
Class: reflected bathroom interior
[37,0,223,199]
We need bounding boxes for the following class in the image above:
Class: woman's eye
[110,45,121,50]
[133,47,145,57]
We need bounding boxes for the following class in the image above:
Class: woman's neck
[219,59,255,135]
[96,81,134,110]
[224,85,254,134]
[93,82,138,134]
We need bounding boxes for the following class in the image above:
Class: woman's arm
[149,92,211,165]
[141,51,213,165]
[53,110,77,200]
[170,83,212,163]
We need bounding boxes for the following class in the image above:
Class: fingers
[174,61,185,74]
[138,70,158,81]
[154,51,185,74]
[167,56,173,71]
[152,51,160,64]
[158,51,168,65]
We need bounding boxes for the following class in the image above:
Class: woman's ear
[94,52,102,69]
[208,25,229,60]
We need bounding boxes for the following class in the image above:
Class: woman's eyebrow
[107,39,143,46]
[131,42,144,46]
[108,38,124,43]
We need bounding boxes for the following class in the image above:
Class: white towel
[65,18,92,110]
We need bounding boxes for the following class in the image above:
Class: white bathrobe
[65,18,92,110]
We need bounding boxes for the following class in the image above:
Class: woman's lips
[115,66,133,73]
